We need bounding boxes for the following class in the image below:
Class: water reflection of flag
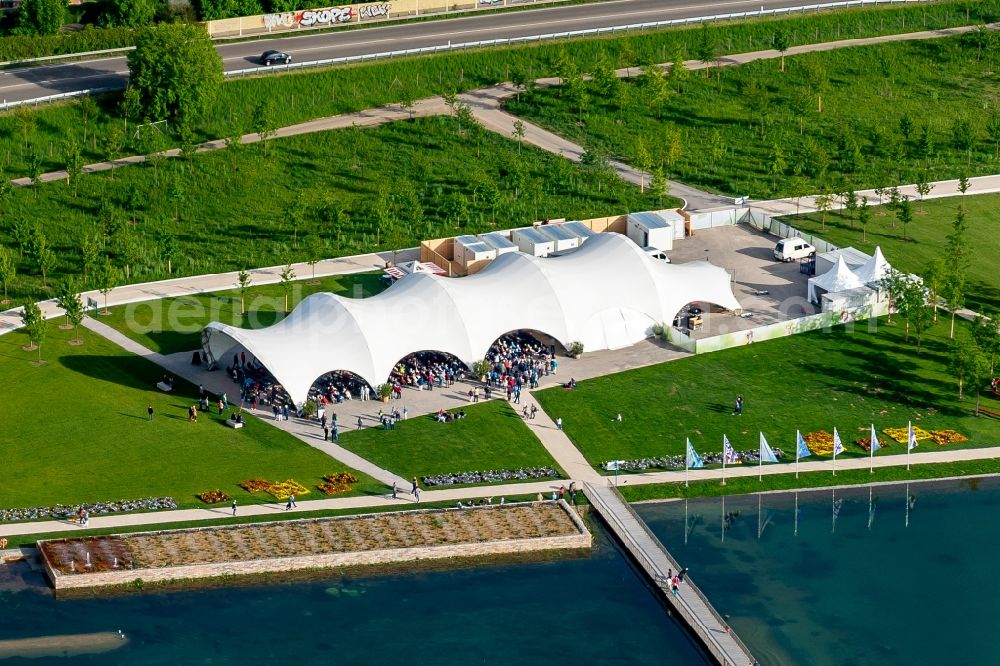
[796,430,812,460]
[723,435,738,464]
[832,497,844,531]
[833,428,845,456]
[686,439,705,469]
[759,432,779,463]
[907,421,919,450]
[870,424,881,453]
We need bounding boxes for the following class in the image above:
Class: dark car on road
[261,50,292,66]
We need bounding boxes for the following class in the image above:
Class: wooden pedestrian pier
[583,482,756,666]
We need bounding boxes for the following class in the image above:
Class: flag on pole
[833,428,845,456]
[723,435,739,465]
[907,421,919,450]
[796,430,812,460]
[686,439,705,469]
[759,432,779,463]
[870,424,881,454]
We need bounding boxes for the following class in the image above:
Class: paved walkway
[751,173,1000,217]
[0,247,418,337]
[5,444,998,539]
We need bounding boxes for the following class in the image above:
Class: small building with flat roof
[511,227,557,257]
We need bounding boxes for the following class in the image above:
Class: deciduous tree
[127,23,223,123]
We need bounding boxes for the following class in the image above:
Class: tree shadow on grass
[59,354,199,398]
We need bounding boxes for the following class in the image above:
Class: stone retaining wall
[41,502,591,591]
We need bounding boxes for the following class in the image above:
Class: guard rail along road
[583,481,756,666]
[0,0,929,110]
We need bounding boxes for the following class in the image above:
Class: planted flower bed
[0,497,177,523]
[421,467,559,487]
[239,479,309,500]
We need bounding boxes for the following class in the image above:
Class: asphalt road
[0,0,821,104]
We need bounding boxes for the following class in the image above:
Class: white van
[773,237,815,262]
[642,247,671,263]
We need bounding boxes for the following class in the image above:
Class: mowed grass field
[339,399,562,482]
[534,317,1000,470]
[786,193,1000,314]
[0,325,384,511]
[508,35,1000,198]
[99,272,386,355]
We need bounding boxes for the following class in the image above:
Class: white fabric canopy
[203,233,741,405]
[808,255,864,304]
[853,246,891,284]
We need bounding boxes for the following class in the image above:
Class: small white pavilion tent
[852,246,892,284]
[807,255,864,304]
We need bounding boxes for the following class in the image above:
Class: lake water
[636,477,1000,666]
[0,525,709,665]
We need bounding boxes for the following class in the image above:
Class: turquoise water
[637,477,1000,665]
[0,526,708,665]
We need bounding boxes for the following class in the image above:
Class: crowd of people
[216,331,561,426]
[479,333,558,403]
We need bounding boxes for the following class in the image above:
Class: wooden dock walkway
[583,482,756,666]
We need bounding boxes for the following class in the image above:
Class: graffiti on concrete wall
[263,3,393,29]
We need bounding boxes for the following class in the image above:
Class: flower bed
[197,490,229,504]
[929,429,968,445]
[422,467,559,487]
[239,479,271,493]
[239,478,310,499]
[854,436,888,453]
[317,472,359,496]
[804,430,835,455]
[883,426,933,444]
[600,449,785,472]
[0,497,177,523]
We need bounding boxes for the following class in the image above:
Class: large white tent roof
[853,246,891,284]
[808,255,864,304]
[202,233,741,405]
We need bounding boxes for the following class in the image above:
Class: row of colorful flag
[685,421,921,478]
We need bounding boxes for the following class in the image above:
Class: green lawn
[339,399,563,482]
[0,116,666,302]
[98,272,386,355]
[0,325,384,511]
[619,458,1000,501]
[508,34,1000,199]
[784,192,1000,314]
[534,317,1000,471]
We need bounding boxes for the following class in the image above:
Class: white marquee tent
[852,246,891,284]
[202,233,741,405]
[807,255,864,304]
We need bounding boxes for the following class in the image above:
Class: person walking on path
[411,477,418,495]
[290,494,297,508]
[556,417,563,431]
[357,416,363,430]
[332,425,340,443]
[147,404,154,421]
[323,425,330,441]
[414,486,421,502]
[231,500,237,516]
[733,395,744,416]
[392,482,398,500]
[530,404,537,419]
